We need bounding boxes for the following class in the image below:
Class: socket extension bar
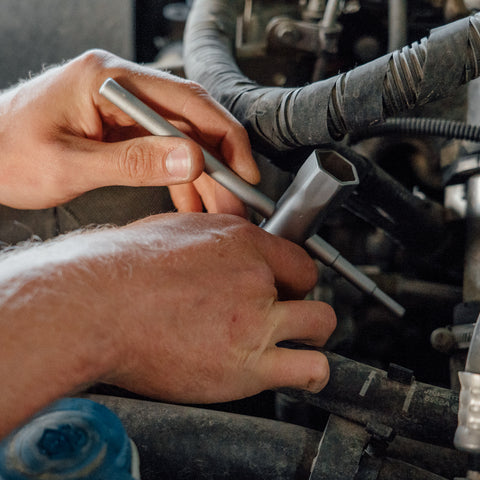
[100,78,405,317]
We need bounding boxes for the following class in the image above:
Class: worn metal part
[455,371,480,453]
[276,0,349,56]
[99,78,404,317]
[431,327,459,353]
[388,0,408,52]
[266,17,325,54]
[466,320,480,373]
[336,143,449,256]
[263,149,358,244]
[456,323,477,350]
[303,0,326,21]
[464,175,480,302]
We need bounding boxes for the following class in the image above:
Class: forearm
[0,213,336,439]
[0,236,119,438]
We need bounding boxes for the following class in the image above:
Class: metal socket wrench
[263,149,358,244]
[99,78,405,317]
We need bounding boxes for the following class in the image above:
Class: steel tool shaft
[99,77,405,317]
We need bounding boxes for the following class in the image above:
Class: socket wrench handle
[99,78,274,218]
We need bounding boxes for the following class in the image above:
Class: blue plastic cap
[0,398,136,480]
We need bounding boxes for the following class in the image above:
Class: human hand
[0,213,335,436]
[0,50,259,213]
[97,213,336,403]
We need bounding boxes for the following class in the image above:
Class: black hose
[184,1,480,158]
[351,117,480,142]
[282,350,459,449]
[87,394,323,480]
[86,390,464,479]
[333,143,449,254]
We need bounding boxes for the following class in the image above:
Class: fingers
[192,174,248,216]
[66,135,205,190]
[211,182,248,217]
[85,50,260,185]
[270,300,336,345]
[258,298,336,393]
[168,174,247,215]
[253,229,319,298]
[259,347,331,393]
[168,183,204,212]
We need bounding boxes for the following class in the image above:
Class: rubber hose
[351,117,480,142]
[282,350,459,448]
[85,393,460,480]
[184,1,480,156]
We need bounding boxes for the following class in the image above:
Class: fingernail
[166,147,192,180]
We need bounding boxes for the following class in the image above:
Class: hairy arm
[0,229,121,437]
[0,213,336,439]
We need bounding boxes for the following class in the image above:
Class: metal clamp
[455,371,480,453]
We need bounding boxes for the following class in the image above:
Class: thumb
[259,348,330,394]
[76,136,205,189]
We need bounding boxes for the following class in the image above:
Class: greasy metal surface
[455,372,480,452]
[464,175,480,302]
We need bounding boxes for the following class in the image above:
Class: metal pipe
[464,175,480,302]
[304,0,325,20]
[322,0,340,28]
[99,78,405,317]
[388,0,408,52]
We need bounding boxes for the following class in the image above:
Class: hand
[0,50,259,213]
[0,213,335,437]
[101,214,336,403]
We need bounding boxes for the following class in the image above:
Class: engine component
[184,0,480,155]
[87,392,466,480]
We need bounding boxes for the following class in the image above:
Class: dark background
[0,0,182,89]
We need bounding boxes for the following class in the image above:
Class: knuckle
[117,143,156,183]
[230,120,249,140]
[250,263,276,289]
[74,49,112,72]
